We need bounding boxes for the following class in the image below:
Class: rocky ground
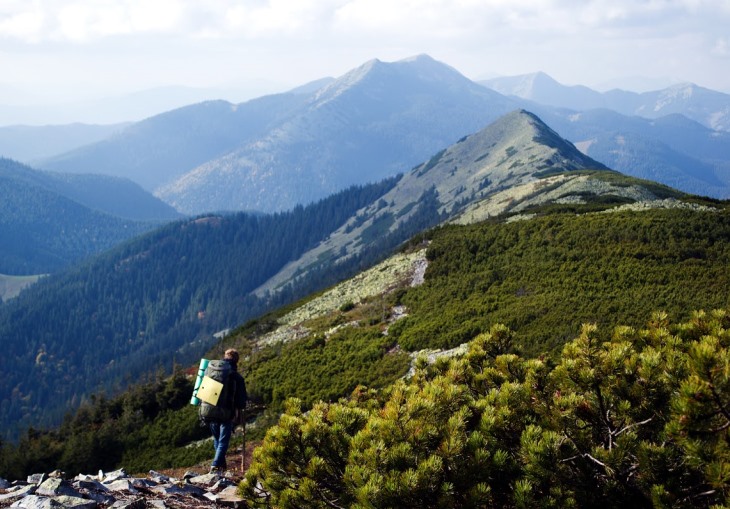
[0,443,258,509]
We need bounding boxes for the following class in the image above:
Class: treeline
[0,176,400,441]
[266,185,445,311]
[243,310,730,508]
[0,369,210,480]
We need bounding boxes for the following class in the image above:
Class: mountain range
[482,71,730,131]
[528,107,730,199]
[26,56,728,219]
[1,54,729,284]
[0,109,716,441]
[40,55,517,214]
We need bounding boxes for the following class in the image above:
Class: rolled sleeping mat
[190,358,210,405]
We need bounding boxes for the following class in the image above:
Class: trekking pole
[241,407,246,474]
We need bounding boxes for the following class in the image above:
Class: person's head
[224,348,239,367]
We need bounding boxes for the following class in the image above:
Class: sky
[1,0,729,124]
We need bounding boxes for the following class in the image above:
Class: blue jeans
[209,421,233,468]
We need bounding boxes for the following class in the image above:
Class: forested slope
[0,177,399,440]
[0,172,153,275]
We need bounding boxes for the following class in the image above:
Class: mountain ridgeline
[40,55,517,214]
[482,71,730,132]
[32,56,730,220]
[0,108,728,507]
[0,109,716,442]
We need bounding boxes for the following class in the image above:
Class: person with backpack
[199,348,247,474]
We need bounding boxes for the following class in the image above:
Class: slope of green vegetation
[231,205,729,419]
[0,177,400,441]
[391,207,730,357]
[0,369,210,480]
[1,203,728,491]
[242,310,730,508]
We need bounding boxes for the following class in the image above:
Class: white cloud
[1,0,729,108]
[0,1,45,43]
[713,37,729,57]
[1,0,727,44]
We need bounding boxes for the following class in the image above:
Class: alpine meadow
[0,53,728,509]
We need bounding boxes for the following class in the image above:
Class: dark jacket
[228,368,247,411]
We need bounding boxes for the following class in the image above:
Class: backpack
[198,360,236,424]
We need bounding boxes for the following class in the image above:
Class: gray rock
[100,469,128,484]
[72,480,110,493]
[7,467,241,509]
[10,494,96,509]
[83,490,116,506]
[147,471,170,484]
[10,494,53,509]
[0,484,36,503]
[216,485,245,508]
[188,473,218,486]
[149,483,205,497]
[0,477,12,489]
[104,480,139,494]
[210,478,235,492]
[110,497,145,509]
[129,479,152,490]
[37,478,81,497]
[72,475,96,483]
[49,495,97,508]
[26,474,45,485]
[148,485,185,496]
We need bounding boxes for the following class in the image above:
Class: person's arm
[235,373,247,409]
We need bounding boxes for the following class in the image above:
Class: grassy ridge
[391,207,730,356]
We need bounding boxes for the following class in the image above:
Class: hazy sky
[1,0,729,122]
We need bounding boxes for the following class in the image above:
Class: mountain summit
[255,110,656,296]
[152,55,516,214]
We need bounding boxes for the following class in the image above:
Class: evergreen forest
[0,177,400,440]
[0,168,154,275]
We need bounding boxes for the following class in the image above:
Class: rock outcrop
[0,468,244,509]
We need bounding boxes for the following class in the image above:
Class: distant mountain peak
[312,58,383,102]
[398,53,436,63]
[313,54,474,104]
[659,82,698,99]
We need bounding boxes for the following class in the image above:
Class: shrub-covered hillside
[391,206,730,356]
[233,205,729,415]
[1,203,728,490]
[243,310,730,508]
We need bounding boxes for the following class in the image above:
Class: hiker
[205,348,247,474]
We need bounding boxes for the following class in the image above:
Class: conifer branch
[614,416,654,437]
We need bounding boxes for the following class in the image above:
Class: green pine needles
[241,311,730,508]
